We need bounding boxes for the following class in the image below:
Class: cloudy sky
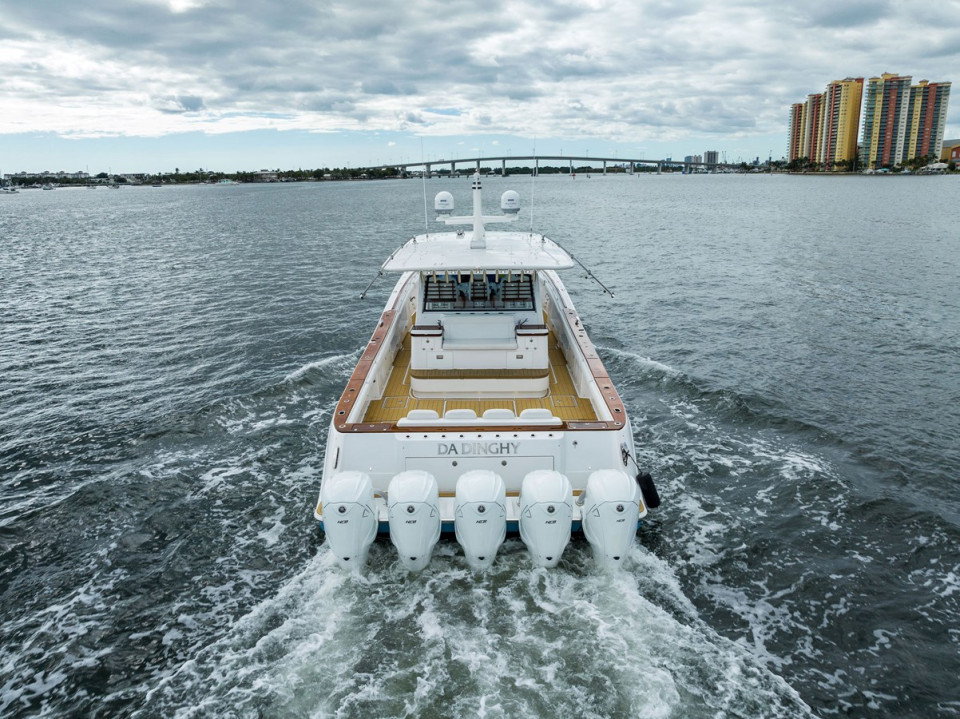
[1,0,957,173]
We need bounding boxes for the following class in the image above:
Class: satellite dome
[500,190,520,214]
[434,191,454,214]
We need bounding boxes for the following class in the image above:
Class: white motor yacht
[316,173,659,571]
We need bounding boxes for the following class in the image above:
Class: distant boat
[1,171,18,193]
[42,183,55,190]
[110,182,121,189]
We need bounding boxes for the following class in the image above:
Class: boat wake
[282,351,361,385]
[137,541,812,718]
[594,345,960,716]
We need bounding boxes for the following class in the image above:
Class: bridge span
[361,154,738,176]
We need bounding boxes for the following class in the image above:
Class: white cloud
[0,0,956,157]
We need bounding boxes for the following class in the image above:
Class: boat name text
[437,441,520,456]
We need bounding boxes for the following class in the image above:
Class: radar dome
[500,190,520,214]
[434,191,454,214]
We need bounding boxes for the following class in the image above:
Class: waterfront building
[803,93,824,162]
[788,103,805,162]
[941,139,960,164]
[787,83,855,170]
[704,150,718,166]
[815,78,863,169]
[859,73,913,169]
[940,140,960,166]
[861,74,952,169]
[905,80,952,162]
[859,73,912,169]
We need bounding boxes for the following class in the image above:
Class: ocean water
[1,174,958,718]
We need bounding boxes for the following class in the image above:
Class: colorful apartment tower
[802,93,823,161]
[788,81,859,169]
[789,103,804,162]
[816,78,863,169]
[861,74,952,169]
[860,74,914,168]
[905,80,952,162]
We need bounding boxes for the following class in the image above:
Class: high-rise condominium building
[789,103,805,161]
[905,80,952,162]
[788,81,861,169]
[860,73,914,168]
[816,78,863,168]
[860,73,951,169]
[803,93,824,161]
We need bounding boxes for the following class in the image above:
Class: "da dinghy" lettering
[437,441,520,456]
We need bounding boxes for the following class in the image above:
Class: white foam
[132,543,812,718]
[283,351,359,383]
[603,346,683,379]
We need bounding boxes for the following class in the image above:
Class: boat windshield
[422,271,535,312]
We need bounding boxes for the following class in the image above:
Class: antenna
[420,137,429,234]
[434,172,517,249]
[530,137,537,232]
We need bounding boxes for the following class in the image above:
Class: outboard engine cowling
[581,469,642,569]
[387,470,441,572]
[519,470,573,568]
[320,471,378,570]
[455,470,507,570]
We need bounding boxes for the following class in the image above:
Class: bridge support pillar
[657,162,662,175]
[603,160,607,175]
[502,159,506,177]
[425,163,432,178]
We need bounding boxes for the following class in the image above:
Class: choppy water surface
[1,175,958,718]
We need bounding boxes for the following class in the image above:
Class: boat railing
[541,273,616,423]
[347,275,418,421]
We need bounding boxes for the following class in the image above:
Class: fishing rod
[359,240,411,299]
[358,270,383,300]
[548,237,616,297]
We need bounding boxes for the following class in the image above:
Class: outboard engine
[519,470,573,568]
[581,469,643,569]
[387,470,441,572]
[320,471,378,570]
[454,470,507,570]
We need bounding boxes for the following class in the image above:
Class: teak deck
[362,330,598,423]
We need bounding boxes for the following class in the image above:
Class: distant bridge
[362,154,741,176]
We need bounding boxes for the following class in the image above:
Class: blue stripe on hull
[317,520,644,535]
